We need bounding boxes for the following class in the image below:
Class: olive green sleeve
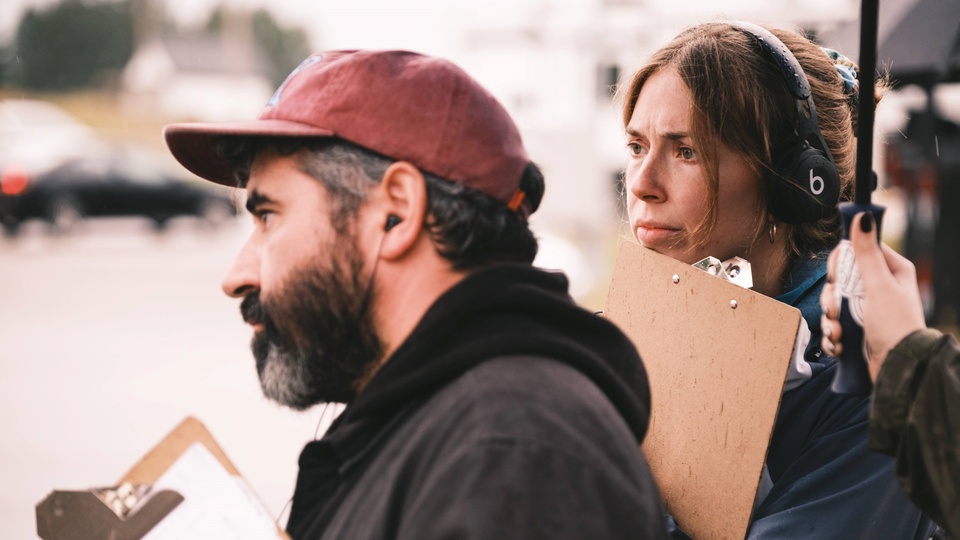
[869,328,960,538]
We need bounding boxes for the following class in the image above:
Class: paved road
[0,217,335,538]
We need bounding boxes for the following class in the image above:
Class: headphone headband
[732,22,811,100]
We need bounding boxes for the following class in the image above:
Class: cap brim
[163,120,335,187]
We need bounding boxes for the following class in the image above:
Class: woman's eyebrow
[624,127,689,140]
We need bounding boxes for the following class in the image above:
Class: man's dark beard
[239,243,384,409]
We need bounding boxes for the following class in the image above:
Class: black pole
[831,0,887,395]
[855,0,879,204]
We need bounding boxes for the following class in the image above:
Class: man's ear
[376,161,427,260]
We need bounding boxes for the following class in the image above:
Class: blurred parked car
[0,146,238,234]
[0,99,108,175]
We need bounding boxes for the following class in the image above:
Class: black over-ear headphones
[731,21,840,224]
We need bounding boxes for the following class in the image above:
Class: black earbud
[384,214,402,232]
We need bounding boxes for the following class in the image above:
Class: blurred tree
[12,0,135,91]
[251,9,312,87]
[205,5,311,87]
[0,43,11,87]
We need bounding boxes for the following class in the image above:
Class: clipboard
[603,243,801,540]
[37,417,290,540]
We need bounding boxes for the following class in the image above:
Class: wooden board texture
[604,243,801,540]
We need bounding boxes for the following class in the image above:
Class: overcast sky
[2,0,865,58]
[0,0,537,57]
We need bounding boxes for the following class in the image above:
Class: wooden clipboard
[37,417,290,540]
[120,416,291,540]
[604,243,801,540]
[119,416,242,485]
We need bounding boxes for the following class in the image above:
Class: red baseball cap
[163,50,532,213]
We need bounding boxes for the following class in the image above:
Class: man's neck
[355,252,468,392]
[379,267,467,360]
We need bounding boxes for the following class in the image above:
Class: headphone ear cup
[768,146,840,224]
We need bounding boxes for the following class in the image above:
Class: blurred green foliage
[206,7,312,88]
[11,0,135,91]
[2,0,312,92]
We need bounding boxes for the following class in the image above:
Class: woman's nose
[627,153,666,203]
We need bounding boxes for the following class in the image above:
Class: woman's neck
[745,236,792,298]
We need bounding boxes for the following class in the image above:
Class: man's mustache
[240,293,269,327]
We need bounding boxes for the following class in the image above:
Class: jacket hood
[340,263,652,443]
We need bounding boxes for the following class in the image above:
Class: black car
[0,150,238,234]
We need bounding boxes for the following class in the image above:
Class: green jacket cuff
[869,329,943,454]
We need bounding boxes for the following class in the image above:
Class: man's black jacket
[285,264,668,539]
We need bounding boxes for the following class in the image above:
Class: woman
[618,22,936,538]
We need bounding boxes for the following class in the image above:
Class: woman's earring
[768,222,777,244]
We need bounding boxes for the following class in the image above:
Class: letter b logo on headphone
[769,149,840,224]
[809,169,825,196]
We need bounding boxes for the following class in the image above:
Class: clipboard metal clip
[693,256,753,289]
[36,484,184,540]
[95,482,151,519]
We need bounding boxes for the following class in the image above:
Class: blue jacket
[751,254,935,538]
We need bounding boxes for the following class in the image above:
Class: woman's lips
[635,223,680,246]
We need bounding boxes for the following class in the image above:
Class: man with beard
[163,50,667,539]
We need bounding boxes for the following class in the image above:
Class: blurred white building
[122,33,273,122]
